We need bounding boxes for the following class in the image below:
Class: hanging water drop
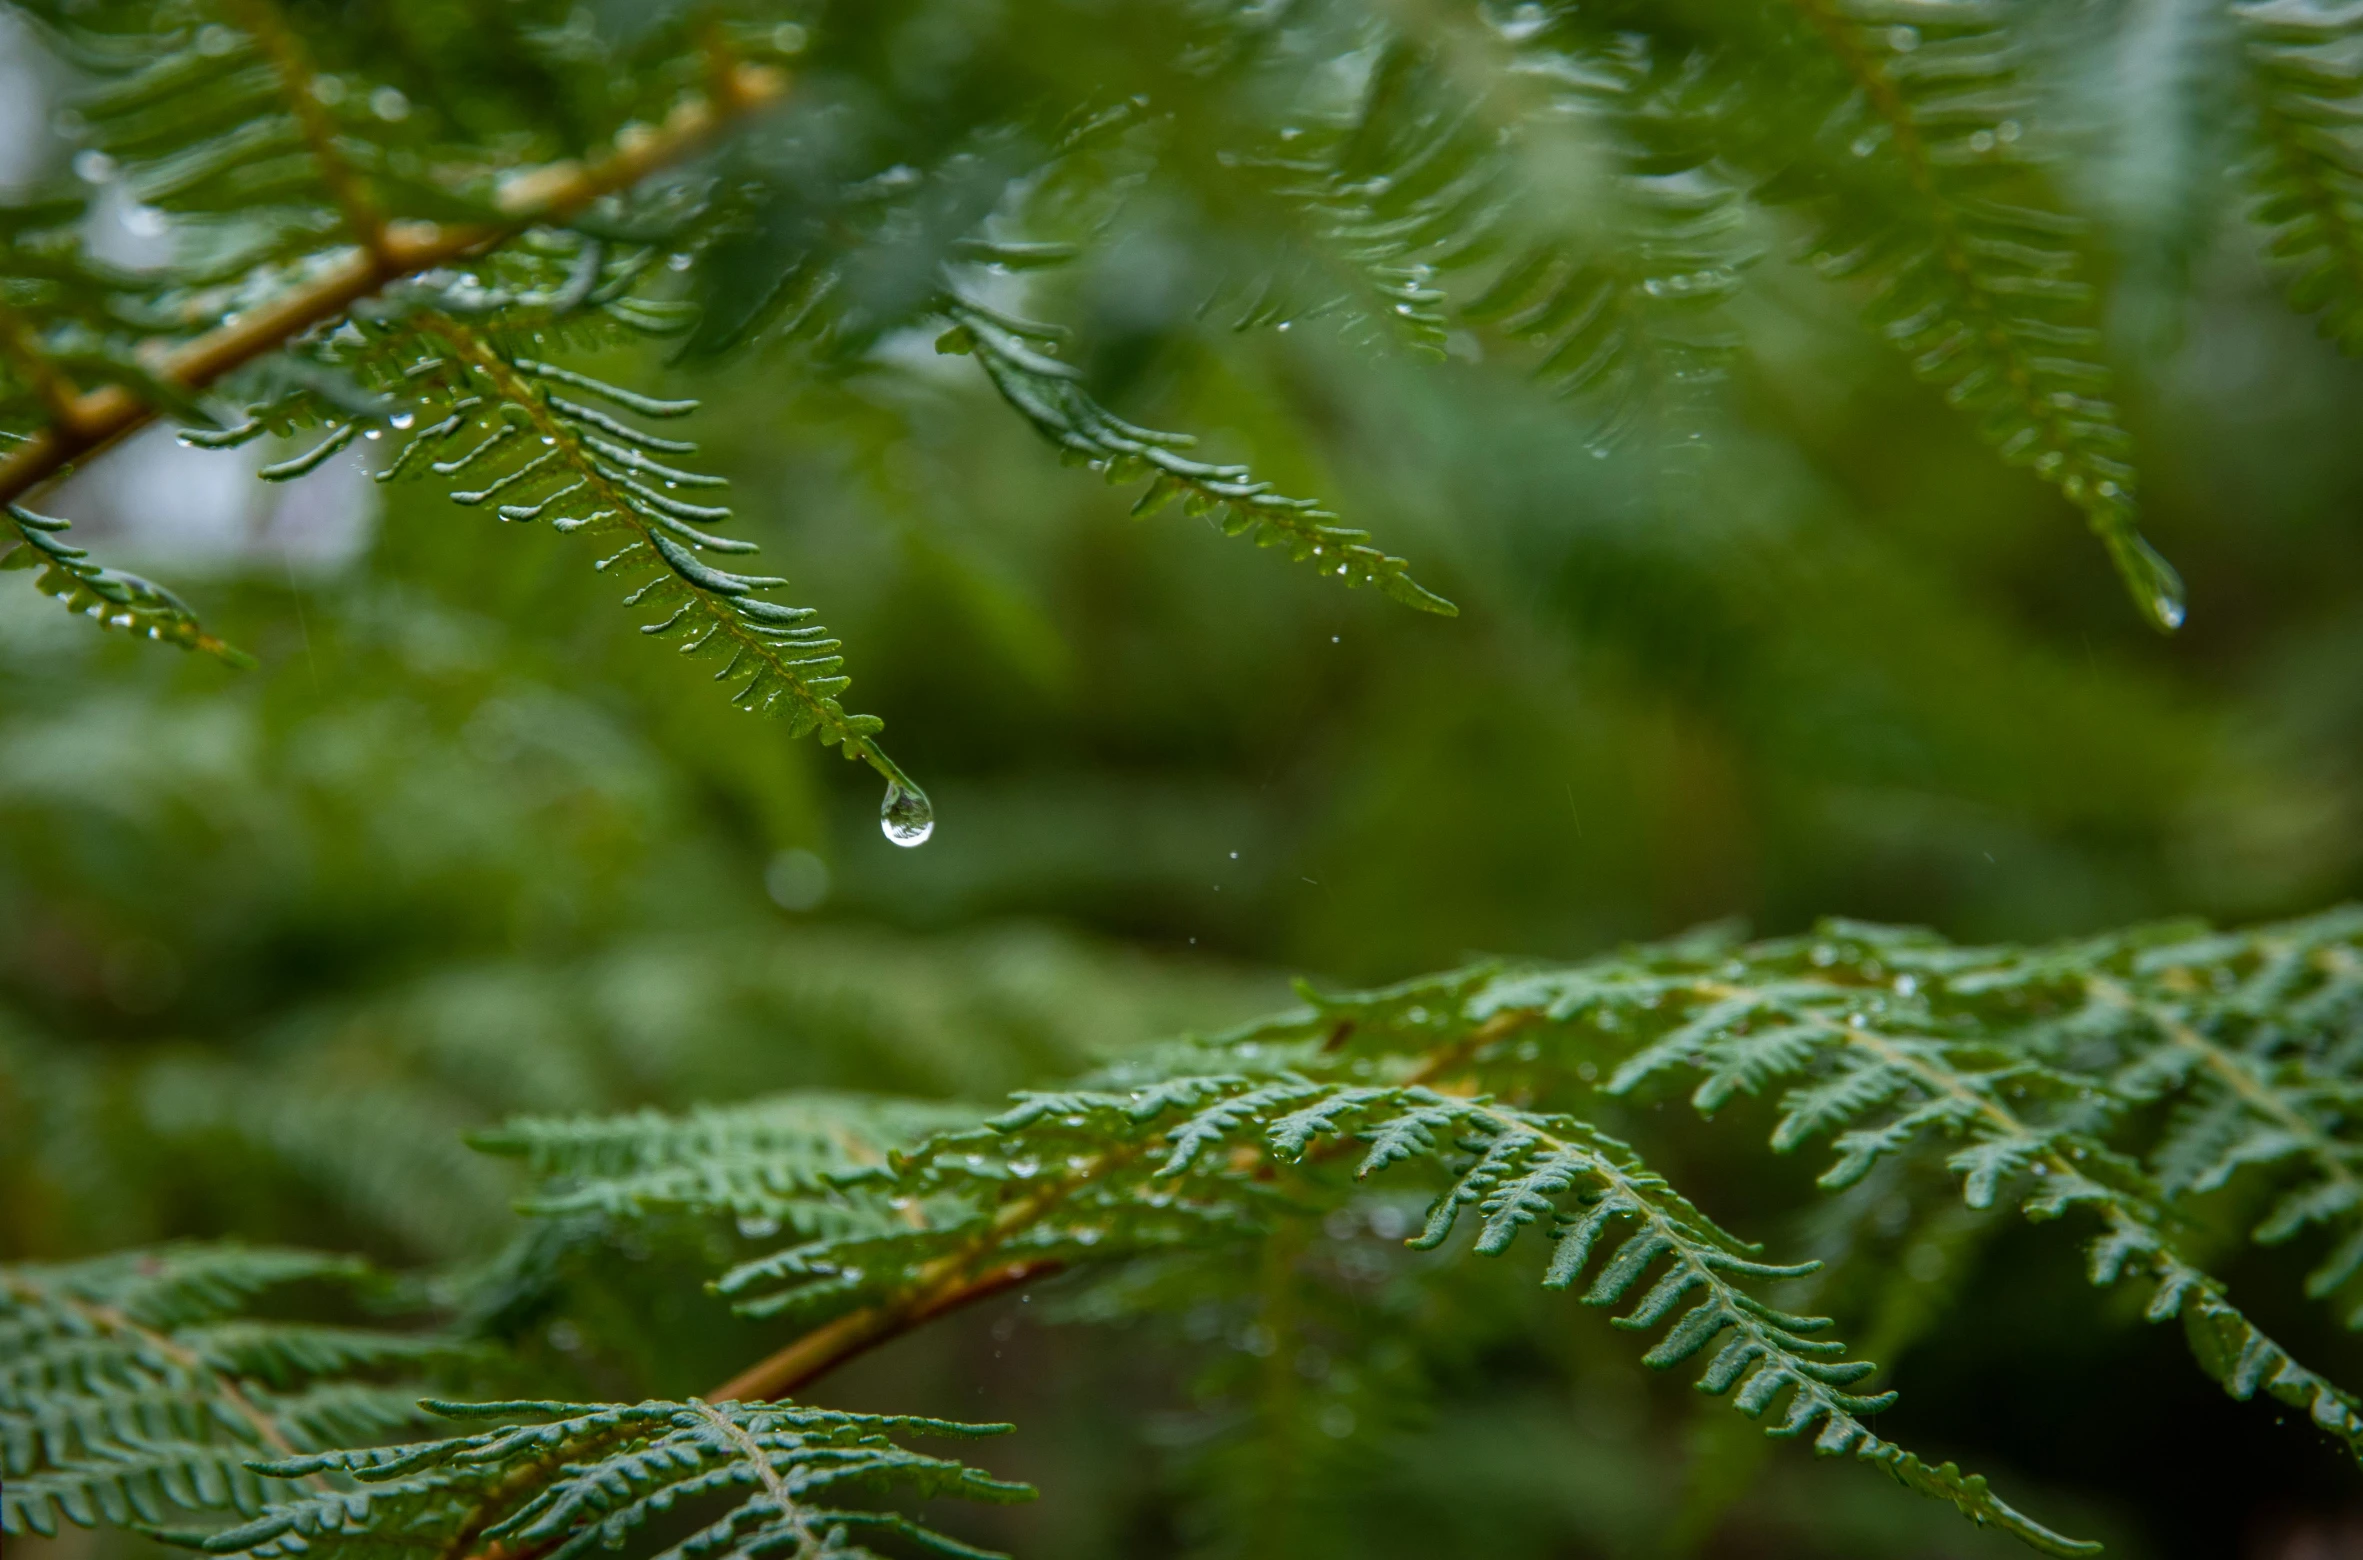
[880,779,935,846]
[2104,529,2187,633]
[389,411,415,430]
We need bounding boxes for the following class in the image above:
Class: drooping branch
[0,63,789,510]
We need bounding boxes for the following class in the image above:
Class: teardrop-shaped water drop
[2105,529,2186,633]
[880,779,934,847]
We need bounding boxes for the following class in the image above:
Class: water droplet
[736,1213,781,1239]
[1229,850,1239,859]
[2104,530,2186,632]
[668,252,694,271]
[880,778,934,846]
[390,411,415,430]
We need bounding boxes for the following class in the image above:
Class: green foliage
[9,3,2363,1558]
[1262,906,2363,1462]
[1,1244,458,1537]
[474,1093,978,1236]
[941,302,1457,616]
[2232,0,2363,354]
[14,0,2363,747]
[8,884,2363,1552]
[710,1074,2091,1552]
[1731,0,2172,627]
[4,504,253,663]
[202,1398,1032,1560]
[1254,28,1751,456]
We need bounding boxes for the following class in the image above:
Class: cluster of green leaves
[8,907,2363,1557]
[553,906,2363,1550]
[13,0,2363,770]
[203,1398,1031,1560]
[1,0,1463,818]
[4,504,252,661]
[2,1244,457,1536]
[712,1077,2091,1551]
[1266,906,2363,1443]
[2232,0,2363,354]
[9,1,2363,1556]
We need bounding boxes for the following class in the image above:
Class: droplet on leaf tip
[880,779,934,847]
[2105,530,2187,634]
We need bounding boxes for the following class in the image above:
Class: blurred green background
[8,11,2363,1554]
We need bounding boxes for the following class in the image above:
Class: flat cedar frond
[200,1398,1031,1560]
[1,1245,463,1539]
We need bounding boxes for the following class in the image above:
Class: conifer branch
[409,316,913,792]
[0,1271,320,1484]
[697,1055,2089,1550]
[708,1023,1513,1403]
[2231,0,2363,353]
[202,1398,1031,1560]
[1,1246,454,1538]
[0,63,787,511]
[4,503,256,663]
[1272,905,2363,1463]
[1760,0,2183,629]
